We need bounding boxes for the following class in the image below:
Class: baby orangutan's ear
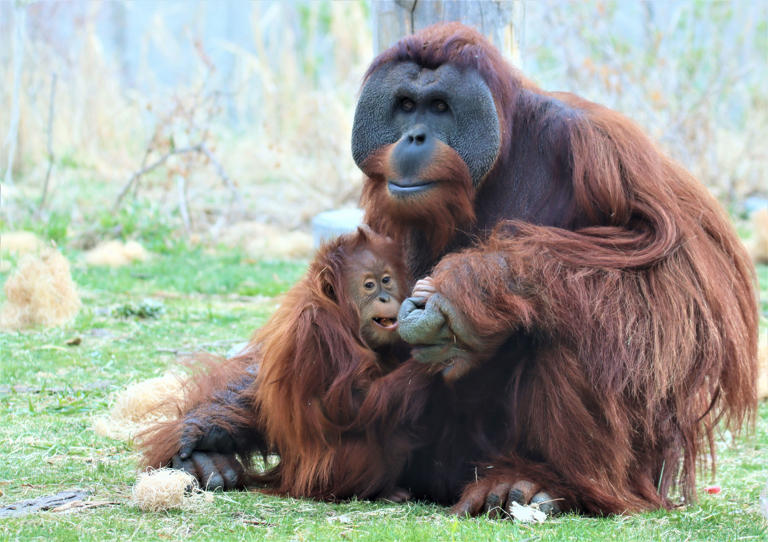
[357,224,374,241]
[318,267,338,303]
[359,223,395,244]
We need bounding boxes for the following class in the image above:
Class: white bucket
[311,208,365,247]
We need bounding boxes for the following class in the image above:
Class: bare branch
[38,72,58,213]
[176,174,191,232]
[113,144,202,211]
[112,57,242,226]
[199,143,245,210]
[660,65,754,142]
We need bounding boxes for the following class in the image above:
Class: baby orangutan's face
[345,249,404,349]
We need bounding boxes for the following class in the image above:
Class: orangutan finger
[191,452,225,490]
[171,454,197,477]
[411,287,436,299]
[399,310,450,347]
[178,421,204,460]
[211,454,243,489]
[412,277,437,299]
[411,344,455,365]
[196,426,236,454]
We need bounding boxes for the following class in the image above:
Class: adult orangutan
[351,22,758,515]
[139,228,430,499]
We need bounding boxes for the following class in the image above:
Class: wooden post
[372,0,523,65]
[3,1,27,187]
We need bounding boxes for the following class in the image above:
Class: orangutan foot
[451,478,561,518]
[380,487,411,503]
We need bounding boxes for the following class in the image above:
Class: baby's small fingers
[411,288,435,299]
[412,279,437,300]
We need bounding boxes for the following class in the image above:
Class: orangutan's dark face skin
[352,62,500,197]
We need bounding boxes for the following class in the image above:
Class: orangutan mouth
[372,317,398,330]
[387,180,435,196]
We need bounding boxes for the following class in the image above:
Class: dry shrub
[0,231,44,255]
[218,221,313,260]
[132,468,210,512]
[0,248,80,330]
[93,373,185,442]
[84,240,149,267]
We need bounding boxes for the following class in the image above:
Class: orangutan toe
[530,491,561,515]
[506,480,539,508]
[452,478,558,519]
[381,487,411,503]
[450,500,475,518]
[484,481,512,518]
[450,483,487,517]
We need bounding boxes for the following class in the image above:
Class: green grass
[1,247,766,541]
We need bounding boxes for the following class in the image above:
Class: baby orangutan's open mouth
[372,315,398,330]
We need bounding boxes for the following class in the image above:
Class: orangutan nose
[391,124,435,181]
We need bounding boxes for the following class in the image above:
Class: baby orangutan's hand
[411,276,437,302]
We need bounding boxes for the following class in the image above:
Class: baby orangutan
[139,228,430,500]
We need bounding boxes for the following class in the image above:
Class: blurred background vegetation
[1,0,766,250]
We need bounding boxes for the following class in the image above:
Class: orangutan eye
[399,97,415,112]
[364,280,376,290]
[432,99,448,113]
[382,275,391,285]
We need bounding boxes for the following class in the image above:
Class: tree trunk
[372,0,523,64]
[3,1,27,187]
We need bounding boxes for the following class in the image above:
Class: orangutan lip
[387,180,434,196]
[373,317,398,330]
